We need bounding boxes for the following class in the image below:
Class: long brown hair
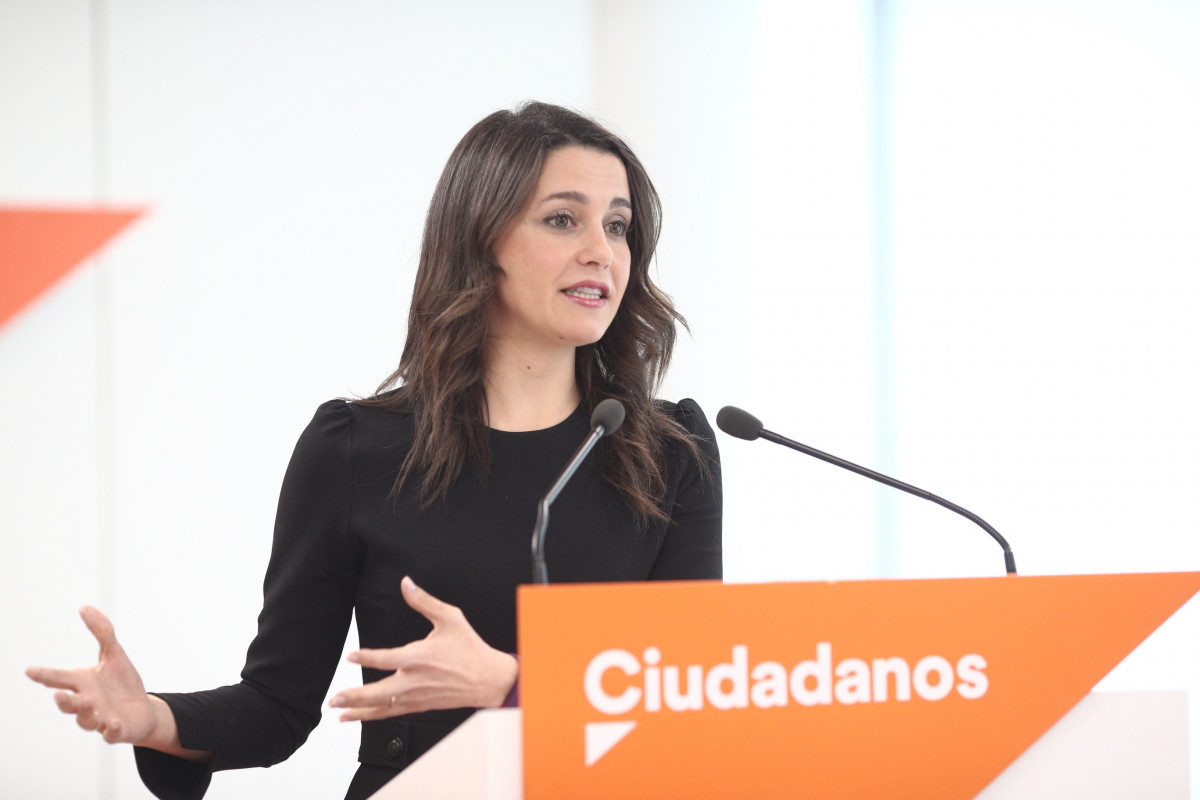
[365,101,703,526]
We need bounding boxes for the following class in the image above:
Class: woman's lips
[562,282,609,307]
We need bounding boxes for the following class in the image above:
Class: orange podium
[518,573,1199,799]
[371,573,1199,799]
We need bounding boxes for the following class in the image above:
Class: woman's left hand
[329,576,519,721]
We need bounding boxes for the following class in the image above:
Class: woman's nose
[577,223,613,268]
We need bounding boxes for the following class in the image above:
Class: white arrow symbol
[584,720,637,766]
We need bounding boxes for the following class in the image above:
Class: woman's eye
[545,212,573,229]
[606,219,629,237]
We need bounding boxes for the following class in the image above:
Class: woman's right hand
[26,605,161,745]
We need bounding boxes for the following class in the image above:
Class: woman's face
[490,146,632,355]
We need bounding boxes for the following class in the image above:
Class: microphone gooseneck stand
[716,405,1017,575]
[531,399,626,584]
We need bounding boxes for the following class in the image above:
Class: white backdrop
[3,1,1199,797]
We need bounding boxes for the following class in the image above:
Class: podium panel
[516,574,1199,799]
[370,710,521,800]
[977,690,1188,799]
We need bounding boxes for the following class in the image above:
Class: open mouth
[563,286,608,301]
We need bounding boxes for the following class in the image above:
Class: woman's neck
[483,341,580,432]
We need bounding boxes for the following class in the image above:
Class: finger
[76,707,101,732]
[347,646,413,670]
[79,605,118,652]
[400,576,461,627]
[54,691,92,715]
[337,683,449,721]
[338,706,388,723]
[27,666,79,691]
[102,719,123,743]
[337,700,413,723]
[330,677,404,710]
[96,715,121,740]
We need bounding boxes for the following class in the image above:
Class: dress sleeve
[647,398,723,581]
[135,400,362,799]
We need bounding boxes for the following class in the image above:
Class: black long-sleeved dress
[134,397,722,799]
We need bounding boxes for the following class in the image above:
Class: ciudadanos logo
[582,642,988,765]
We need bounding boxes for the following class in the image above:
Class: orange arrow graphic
[0,206,143,328]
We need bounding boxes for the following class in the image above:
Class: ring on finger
[388,695,396,708]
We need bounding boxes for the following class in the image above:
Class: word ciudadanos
[584,643,988,714]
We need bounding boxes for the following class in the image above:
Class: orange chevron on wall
[0,206,143,328]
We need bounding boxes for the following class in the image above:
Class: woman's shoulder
[657,397,715,438]
[299,393,416,444]
[656,398,720,474]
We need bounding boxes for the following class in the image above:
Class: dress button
[386,737,405,759]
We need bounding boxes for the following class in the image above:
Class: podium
[373,574,1199,799]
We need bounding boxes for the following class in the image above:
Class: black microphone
[531,399,626,584]
[716,406,1017,575]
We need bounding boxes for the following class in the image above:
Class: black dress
[135,397,722,799]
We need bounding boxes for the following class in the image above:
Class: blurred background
[3,0,1198,796]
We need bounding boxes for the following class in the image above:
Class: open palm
[27,606,158,744]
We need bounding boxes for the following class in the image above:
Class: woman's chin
[567,326,613,349]
[489,317,615,354]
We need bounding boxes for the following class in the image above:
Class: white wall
[4,2,599,797]
[4,0,1200,797]
[2,1,108,795]
[885,0,1200,786]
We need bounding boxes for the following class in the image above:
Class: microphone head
[716,406,764,441]
[591,398,626,436]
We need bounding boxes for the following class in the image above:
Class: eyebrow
[540,190,632,211]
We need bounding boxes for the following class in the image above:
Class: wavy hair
[365,101,702,526]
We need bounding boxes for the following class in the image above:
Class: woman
[27,101,722,799]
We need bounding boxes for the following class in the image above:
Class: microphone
[716,406,1017,575]
[531,399,626,584]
